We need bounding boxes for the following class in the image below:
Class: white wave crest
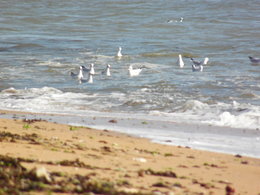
[206,111,260,129]
[150,100,260,129]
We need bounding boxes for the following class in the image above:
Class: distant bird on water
[116,47,122,58]
[167,17,183,23]
[128,65,142,77]
[177,54,185,68]
[102,64,111,76]
[70,66,84,80]
[190,57,209,66]
[177,17,183,22]
[89,63,95,75]
[78,72,94,84]
[192,64,203,72]
[70,66,94,84]
[190,57,209,72]
[77,66,84,80]
[248,56,260,64]
[70,66,82,78]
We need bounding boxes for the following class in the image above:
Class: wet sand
[0,112,260,194]
[1,110,259,158]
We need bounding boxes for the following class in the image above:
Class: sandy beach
[1,0,260,194]
[0,110,260,195]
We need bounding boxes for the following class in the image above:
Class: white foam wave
[0,87,86,112]
[0,87,124,114]
[150,100,260,129]
[0,87,259,129]
[206,111,260,129]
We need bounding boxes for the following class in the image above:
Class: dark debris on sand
[22,118,47,124]
[0,131,40,144]
[0,155,150,195]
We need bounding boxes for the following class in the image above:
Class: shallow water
[0,0,260,130]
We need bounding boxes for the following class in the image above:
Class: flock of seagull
[70,47,146,83]
[70,47,259,84]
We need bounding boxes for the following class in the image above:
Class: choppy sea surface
[0,0,260,131]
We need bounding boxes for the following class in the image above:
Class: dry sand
[0,114,260,195]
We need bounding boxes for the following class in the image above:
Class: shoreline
[0,109,259,158]
[0,111,260,194]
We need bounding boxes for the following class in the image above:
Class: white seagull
[102,64,111,76]
[77,66,84,80]
[116,47,122,58]
[70,66,83,78]
[128,65,142,77]
[248,56,260,64]
[79,72,94,84]
[177,54,184,68]
[89,63,95,75]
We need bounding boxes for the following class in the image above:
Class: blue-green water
[0,0,260,129]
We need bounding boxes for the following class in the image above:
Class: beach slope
[0,117,259,195]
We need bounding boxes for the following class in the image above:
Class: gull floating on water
[79,72,94,84]
[116,47,122,58]
[248,56,260,64]
[177,54,185,68]
[71,66,94,84]
[128,65,142,77]
[80,63,95,74]
[77,66,84,80]
[167,17,183,23]
[88,63,95,75]
[102,64,111,76]
[70,66,83,78]
[191,57,209,72]
[190,57,209,66]
[177,17,183,22]
[192,64,203,72]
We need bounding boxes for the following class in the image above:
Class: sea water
[0,1,259,131]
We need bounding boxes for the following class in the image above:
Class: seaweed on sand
[0,155,50,194]
[0,155,148,195]
[0,131,40,144]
